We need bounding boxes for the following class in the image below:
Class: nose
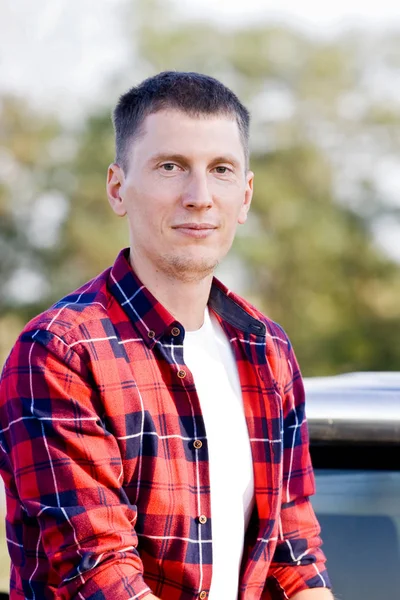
[181,171,213,210]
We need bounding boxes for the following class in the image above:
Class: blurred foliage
[1,0,400,375]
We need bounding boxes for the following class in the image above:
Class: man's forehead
[139,108,240,137]
[132,108,244,159]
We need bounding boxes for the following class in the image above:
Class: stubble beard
[158,252,219,283]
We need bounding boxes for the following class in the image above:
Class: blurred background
[2,0,400,376]
[1,0,400,593]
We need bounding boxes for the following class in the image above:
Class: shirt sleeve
[265,338,332,598]
[0,328,152,599]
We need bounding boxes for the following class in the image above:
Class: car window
[313,469,400,598]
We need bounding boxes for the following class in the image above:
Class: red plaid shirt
[0,249,330,599]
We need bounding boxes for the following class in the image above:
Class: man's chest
[88,334,283,504]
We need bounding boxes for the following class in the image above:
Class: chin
[161,253,219,282]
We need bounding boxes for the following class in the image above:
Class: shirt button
[171,326,180,336]
[177,369,186,379]
[198,515,207,524]
[147,330,155,338]
[193,440,202,449]
[199,592,207,599]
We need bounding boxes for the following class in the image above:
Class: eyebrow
[149,153,190,166]
[210,155,242,170]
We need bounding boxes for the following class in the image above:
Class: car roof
[303,372,400,444]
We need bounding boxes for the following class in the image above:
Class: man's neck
[129,251,213,332]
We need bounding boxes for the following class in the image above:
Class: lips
[171,223,218,238]
[172,223,218,230]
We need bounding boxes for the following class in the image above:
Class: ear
[237,170,254,225]
[106,163,127,217]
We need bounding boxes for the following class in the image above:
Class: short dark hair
[112,71,250,172]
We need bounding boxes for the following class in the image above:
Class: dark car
[305,371,400,599]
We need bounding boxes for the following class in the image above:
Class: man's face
[107,108,253,282]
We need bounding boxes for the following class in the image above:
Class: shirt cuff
[62,559,153,599]
[267,561,331,598]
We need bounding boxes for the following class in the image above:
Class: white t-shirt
[184,308,255,600]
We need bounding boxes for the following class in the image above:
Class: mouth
[171,223,218,239]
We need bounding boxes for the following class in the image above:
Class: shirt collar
[109,248,265,348]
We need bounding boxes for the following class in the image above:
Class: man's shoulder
[221,283,291,348]
[20,266,115,344]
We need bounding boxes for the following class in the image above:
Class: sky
[1,0,129,116]
[176,0,400,31]
[2,0,400,114]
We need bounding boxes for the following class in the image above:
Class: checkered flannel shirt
[0,248,330,599]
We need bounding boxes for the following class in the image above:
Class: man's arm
[0,329,152,599]
[265,334,332,598]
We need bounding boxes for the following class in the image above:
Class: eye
[213,166,231,174]
[161,163,179,172]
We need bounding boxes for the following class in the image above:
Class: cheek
[128,203,163,236]
[125,184,167,228]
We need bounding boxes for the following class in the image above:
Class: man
[0,72,333,599]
